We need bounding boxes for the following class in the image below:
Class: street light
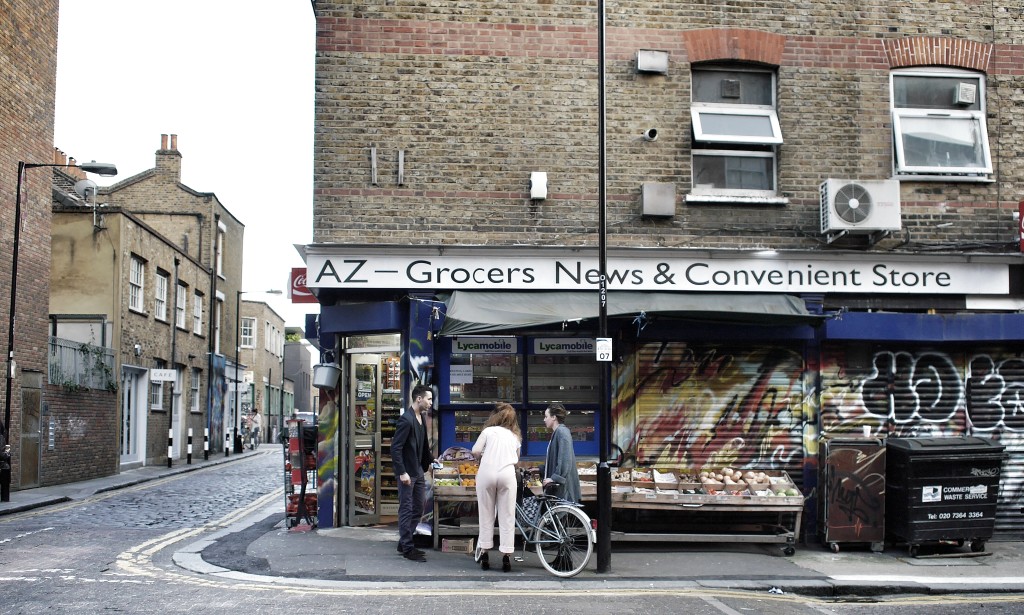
[4,160,117,450]
[595,0,612,573]
[234,289,282,454]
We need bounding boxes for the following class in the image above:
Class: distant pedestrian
[249,408,262,449]
[0,443,11,502]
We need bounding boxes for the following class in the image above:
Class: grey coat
[544,424,581,503]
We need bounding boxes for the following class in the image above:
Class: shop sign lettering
[305,254,1007,295]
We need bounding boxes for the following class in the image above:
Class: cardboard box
[441,538,475,554]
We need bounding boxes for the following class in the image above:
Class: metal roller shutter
[615,341,806,486]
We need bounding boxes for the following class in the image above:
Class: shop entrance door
[347,351,403,525]
[349,355,381,525]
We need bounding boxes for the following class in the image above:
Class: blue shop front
[302,244,1024,543]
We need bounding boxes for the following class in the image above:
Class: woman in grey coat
[541,403,581,503]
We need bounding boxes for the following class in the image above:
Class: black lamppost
[234,289,281,453]
[4,160,117,450]
[595,0,612,573]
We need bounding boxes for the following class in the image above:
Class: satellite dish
[74,179,98,199]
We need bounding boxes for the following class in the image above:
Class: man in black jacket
[392,384,434,561]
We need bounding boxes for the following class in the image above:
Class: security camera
[642,128,658,142]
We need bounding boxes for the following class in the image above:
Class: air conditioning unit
[820,179,902,234]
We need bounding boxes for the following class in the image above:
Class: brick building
[303,1,1024,539]
[238,299,290,442]
[1,1,62,490]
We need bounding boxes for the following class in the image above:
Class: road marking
[701,595,746,615]
[0,526,54,544]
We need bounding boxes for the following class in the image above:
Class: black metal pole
[235,290,241,453]
[596,0,612,573]
[3,162,26,448]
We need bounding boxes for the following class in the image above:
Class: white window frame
[154,272,169,321]
[129,256,145,312]
[190,367,201,413]
[216,223,225,278]
[240,317,256,348]
[690,104,782,145]
[150,380,163,409]
[890,68,992,177]
[691,149,777,195]
[689,66,782,197]
[214,299,223,354]
[176,284,188,329]
[193,292,204,334]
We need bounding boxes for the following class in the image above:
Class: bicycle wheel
[535,505,593,578]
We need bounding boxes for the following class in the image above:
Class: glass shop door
[349,355,381,525]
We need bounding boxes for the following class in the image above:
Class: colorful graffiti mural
[611,342,808,474]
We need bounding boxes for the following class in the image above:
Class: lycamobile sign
[534,338,596,355]
[453,337,517,353]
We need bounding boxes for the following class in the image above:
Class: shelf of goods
[432,462,804,555]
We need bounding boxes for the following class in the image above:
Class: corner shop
[302,244,1024,542]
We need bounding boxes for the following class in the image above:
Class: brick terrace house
[88,135,247,464]
[302,1,1024,541]
[239,299,290,444]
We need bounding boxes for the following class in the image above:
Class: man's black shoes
[398,546,425,557]
[403,549,426,562]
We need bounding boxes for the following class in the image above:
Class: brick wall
[0,0,59,489]
[312,1,1024,252]
[40,385,118,486]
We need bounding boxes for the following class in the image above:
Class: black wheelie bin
[885,436,1005,557]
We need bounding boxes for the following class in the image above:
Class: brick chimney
[155,132,182,181]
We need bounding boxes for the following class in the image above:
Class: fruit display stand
[606,468,804,555]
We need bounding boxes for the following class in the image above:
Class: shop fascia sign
[305,252,1008,295]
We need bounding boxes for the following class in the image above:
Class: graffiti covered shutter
[615,342,806,485]
[821,344,1024,538]
[967,349,1024,538]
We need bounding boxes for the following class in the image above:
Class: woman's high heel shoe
[502,554,511,573]
[480,551,490,571]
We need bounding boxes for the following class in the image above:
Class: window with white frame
[190,367,201,413]
[265,321,272,351]
[176,284,188,329]
[129,256,145,312]
[193,292,204,334]
[154,271,169,321]
[150,361,166,410]
[690,65,782,195]
[216,227,225,277]
[214,299,223,354]
[241,317,256,348]
[890,68,991,176]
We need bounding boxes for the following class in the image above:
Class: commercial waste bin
[885,436,1005,556]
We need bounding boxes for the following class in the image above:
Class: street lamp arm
[4,159,118,446]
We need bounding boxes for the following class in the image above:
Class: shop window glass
[448,352,523,404]
[527,354,600,404]
[526,408,596,448]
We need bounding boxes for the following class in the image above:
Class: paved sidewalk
[5,451,1024,596]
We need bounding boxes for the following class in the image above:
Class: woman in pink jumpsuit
[472,403,521,572]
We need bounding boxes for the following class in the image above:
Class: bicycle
[508,492,595,578]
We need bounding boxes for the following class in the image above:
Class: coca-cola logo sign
[291,268,318,303]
